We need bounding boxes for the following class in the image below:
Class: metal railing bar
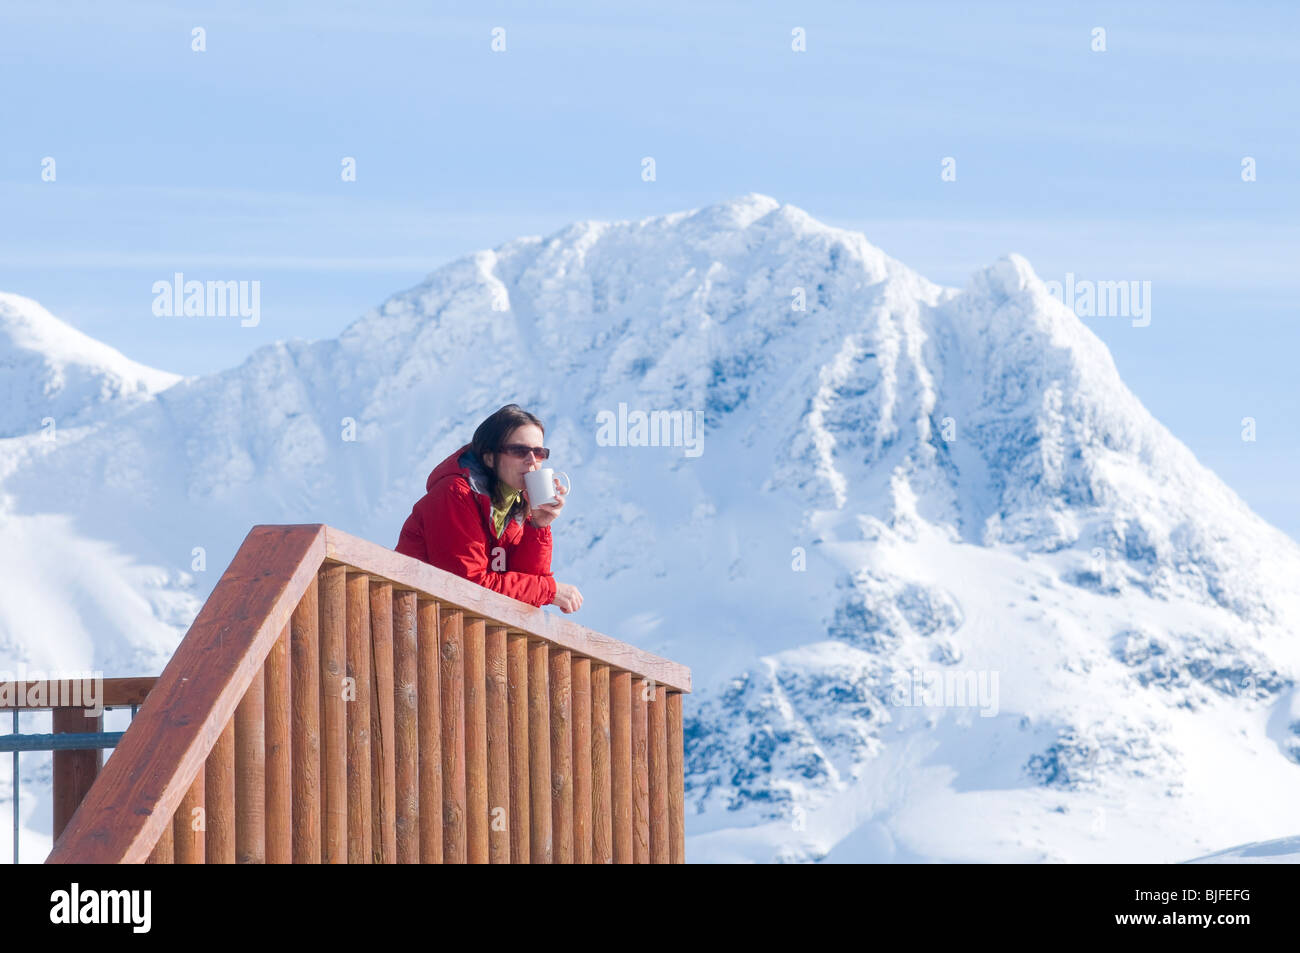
[10,710,16,864]
[0,732,127,753]
[5,705,139,863]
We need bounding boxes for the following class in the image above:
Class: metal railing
[1,679,158,863]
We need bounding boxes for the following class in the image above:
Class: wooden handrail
[0,677,156,709]
[45,524,690,864]
[47,524,325,864]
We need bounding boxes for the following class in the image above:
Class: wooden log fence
[39,524,689,864]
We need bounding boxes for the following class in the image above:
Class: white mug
[523,467,571,507]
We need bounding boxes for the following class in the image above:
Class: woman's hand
[550,581,583,613]
[524,478,567,529]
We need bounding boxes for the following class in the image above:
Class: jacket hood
[424,441,530,543]
[425,442,493,496]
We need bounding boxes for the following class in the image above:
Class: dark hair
[471,403,545,503]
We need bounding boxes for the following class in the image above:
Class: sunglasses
[499,443,551,461]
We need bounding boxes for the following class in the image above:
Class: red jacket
[394,443,558,608]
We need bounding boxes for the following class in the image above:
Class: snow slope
[1,193,1297,863]
[1184,834,1300,863]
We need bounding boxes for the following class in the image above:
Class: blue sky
[2,0,1297,540]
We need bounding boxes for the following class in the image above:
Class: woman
[395,404,584,613]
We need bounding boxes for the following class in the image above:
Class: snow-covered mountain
[2,193,1298,863]
[0,292,181,441]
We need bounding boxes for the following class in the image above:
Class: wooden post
[345,572,372,864]
[264,622,291,864]
[393,589,420,863]
[234,669,266,863]
[417,599,442,863]
[319,563,348,863]
[591,664,612,864]
[485,625,510,864]
[174,768,205,864]
[528,640,551,863]
[572,657,592,864]
[632,677,649,864]
[667,691,685,864]
[464,616,488,863]
[146,815,174,863]
[647,682,668,864]
[610,670,632,863]
[506,633,530,864]
[549,647,573,864]
[291,575,321,862]
[369,580,396,863]
[440,607,466,863]
[51,707,103,842]
[205,719,236,863]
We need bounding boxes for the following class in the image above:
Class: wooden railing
[45,524,690,863]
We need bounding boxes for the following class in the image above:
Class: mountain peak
[686,192,782,229]
[0,292,182,438]
[968,252,1040,301]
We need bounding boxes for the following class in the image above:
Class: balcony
[24,524,689,863]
